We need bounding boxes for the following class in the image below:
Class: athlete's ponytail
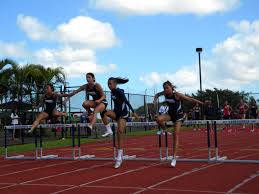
[108,77,129,84]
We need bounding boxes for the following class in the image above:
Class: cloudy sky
[1,0,259,95]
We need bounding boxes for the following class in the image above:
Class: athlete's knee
[117,128,124,134]
[100,110,107,118]
[82,101,90,108]
[156,116,164,124]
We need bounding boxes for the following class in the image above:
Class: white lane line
[226,170,259,194]
[0,161,74,177]
[20,162,113,184]
[133,164,220,194]
[133,152,259,194]
[21,151,161,185]
[0,161,33,169]
[52,162,165,194]
[23,183,75,187]
[84,185,245,194]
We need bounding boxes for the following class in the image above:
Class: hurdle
[4,125,36,160]
[213,119,259,164]
[4,123,81,160]
[75,123,115,161]
[160,120,215,163]
[4,121,215,163]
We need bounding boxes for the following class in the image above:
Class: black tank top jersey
[251,105,258,116]
[111,88,134,113]
[194,106,200,113]
[44,94,56,113]
[86,84,103,101]
[165,91,183,115]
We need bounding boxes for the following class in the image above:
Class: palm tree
[0,58,66,110]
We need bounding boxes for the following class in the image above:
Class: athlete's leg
[29,112,49,133]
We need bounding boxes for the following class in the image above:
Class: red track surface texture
[1,129,259,194]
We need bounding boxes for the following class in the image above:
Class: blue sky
[1,0,259,95]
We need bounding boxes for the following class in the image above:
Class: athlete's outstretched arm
[153,91,165,105]
[58,85,86,98]
[176,92,203,105]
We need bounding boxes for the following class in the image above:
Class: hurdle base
[6,155,36,160]
[122,155,137,160]
[76,155,96,160]
[162,155,179,160]
[38,155,59,159]
[211,156,228,161]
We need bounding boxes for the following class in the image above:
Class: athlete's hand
[63,97,69,105]
[95,100,101,104]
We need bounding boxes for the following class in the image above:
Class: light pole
[196,48,203,93]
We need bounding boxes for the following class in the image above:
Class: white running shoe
[101,131,113,137]
[156,130,165,135]
[27,129,34,134]
[114,160,122,169]
[171,158,177,167]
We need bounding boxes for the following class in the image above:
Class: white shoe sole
[102,132,113,137]
[114,160,122,169]
[171,159,176,167]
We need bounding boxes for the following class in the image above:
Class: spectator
[10,109,19,140]
[250,99,258,119]
[187,109,193,120]
[236,98,249,129]
[193,103,201,130]
[223,100,232,120]
[250,99,258,131]
[222,100,232,131]
[204,100,216,120]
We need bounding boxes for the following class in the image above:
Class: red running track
[0,129,259,194]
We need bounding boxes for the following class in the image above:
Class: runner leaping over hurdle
[28,83,68,133]
[153,81,203,167]
[63,73,113,137]
[104,77,139,168]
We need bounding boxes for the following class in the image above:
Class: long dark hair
[108,77,129,84]
[12,109,17,116]
[86,72,95,82]
[46,83,54,91]
[163,80,176,89]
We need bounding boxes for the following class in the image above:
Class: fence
[1,82,259,126]
[64,86,157,122]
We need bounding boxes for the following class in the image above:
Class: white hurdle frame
[6,119,256,163]
[5,120,211,162]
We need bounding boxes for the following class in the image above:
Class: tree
[0,58,66,111]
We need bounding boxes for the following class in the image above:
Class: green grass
[0,126,194,156]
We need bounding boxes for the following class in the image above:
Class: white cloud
[17,14,53,41]
[0,41,29,58]
[140,19,259,93]
[91,0,240,16]
[56,16,118,48]
[8,15,119,77]
[33,47,117,77]
[140,68,198,92]
[17,15,118,49]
